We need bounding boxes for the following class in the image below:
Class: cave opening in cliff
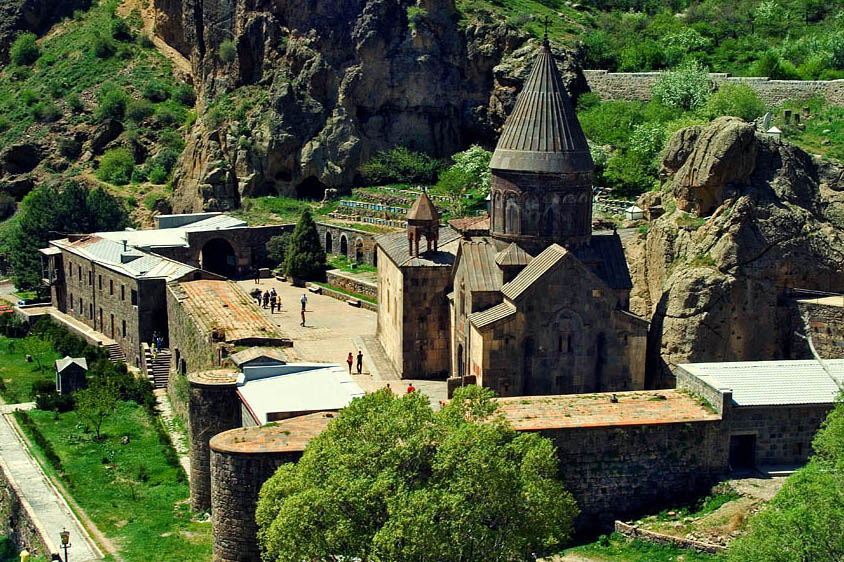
[296,176,328,201]
[201,238,237,278]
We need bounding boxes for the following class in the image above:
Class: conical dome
[489,40,593,174]
[407,192,439,222]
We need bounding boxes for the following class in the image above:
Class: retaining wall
[584,70,844,107]
[614,520,726,554]
[325,270,377,300]
[0,453,50,559]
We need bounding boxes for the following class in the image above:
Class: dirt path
[117,0,192,77]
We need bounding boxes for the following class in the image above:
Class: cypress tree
[284,209,325,281]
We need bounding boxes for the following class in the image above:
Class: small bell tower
[407,192,440,257]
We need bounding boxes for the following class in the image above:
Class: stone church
[376,39,647,394]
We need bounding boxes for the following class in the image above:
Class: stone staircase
[150,349,172,389]
[104,342,126,363]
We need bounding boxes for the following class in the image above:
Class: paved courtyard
[236,278,448,407]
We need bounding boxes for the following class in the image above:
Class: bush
[704,83,767,122]
[172,84,196,106]
[111,18,132,41]
[66,93,84,113]
[35,390,76,413]
[10,32,41,66]
[97,148,135,185]
[95,85,128,121]
[752,50,801,80]
[58,138,82,160]
[149,148,181,173]
[91,33,116,58]
[33,101,62,122]
[148,165,169,184]
[359,147,443,185]
[136,33,154,48]
[651,60,713,111]
[142,79,170,102]
[266,233,292,267]
[15,411,64,473]
[21,89,38,106]
[131,167,149,183]
[0,312,29,337]
[126,99,154,123]
[219,40,236,63]
[155,107,177,127]
[0,193,16,221]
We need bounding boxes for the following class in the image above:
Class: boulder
[89,119,124,154]
[0,175,34,199]
[0,143,41,175]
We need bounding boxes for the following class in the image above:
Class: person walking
[300,309,306,327]
[301,293,308,312]
[263,290,270,309]
[270,293,277,314]
[356,350,363,374]
[254,267,260,284]
[346,352,354,374]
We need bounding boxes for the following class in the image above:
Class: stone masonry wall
[730,405,833,466]
[317,223,379,266]
[794,300,844,359]
[584,70,844,107]
[676,368,731,415]
[0,462,49,560]
[189,380,242,512]
[401,266,453,379]
[210,449,301,562]
[325,270,377,300]
[541,419,729,530]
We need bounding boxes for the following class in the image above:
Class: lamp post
[59,528,71,561]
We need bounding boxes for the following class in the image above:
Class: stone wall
[0,458,50,559]
[376,245,404,376]
[584,70,844,107]
[325,270,377,300]
[614,520,725,554]
[189,373,241,512]
[317,223,379,266]
[311,283,378,312]
[792,299,844,359]
[676,368,731,415]
[210,449,301,562]
[541,419,729,529]
[730,404,833,466]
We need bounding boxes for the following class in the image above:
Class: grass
[12,290,37,301]
[455,0,586,45]
[233,196,336,225]
[312,281,377,305]
[0,335,61,403]
[15,402,211,562]
[564,532,717,561]
[776,96,844,161]
[328,254,378,274]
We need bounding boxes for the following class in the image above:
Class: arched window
[325,231,333,254]
[505,196,520,235]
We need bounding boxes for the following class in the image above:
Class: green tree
[76,377,119,440]
[97,148,135,185]
[256,386,578,562]
[283,209,325,280]
[95,84,128,121]
[651,60,713,111]
[21,337,53,374]
[266,233,291,268]
[86,186,129,232]
[219,40,236,63]
[10,33,41,66]
[359,147,443,185]
[704,83,767,122]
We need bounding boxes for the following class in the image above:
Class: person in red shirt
[406,383,415,393]
[346,352,353,373]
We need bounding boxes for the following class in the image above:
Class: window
[70,292,74,311]
[98,275,102,291]
[110,279,114,295]
[88,271,92,285]
[131,289,138,306]
[122,319,127,338]
[77,266,81,281]
[88,303,93,319]
[121,285,125,301]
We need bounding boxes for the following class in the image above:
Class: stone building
[375,39,648,391]
[40,235,209,365]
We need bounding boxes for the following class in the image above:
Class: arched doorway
[295,176,328,200]
[201,238,237,278]
[355,239,364,263]
[325,231,333,254]
[340,235,348,256]
[373,249,377,267]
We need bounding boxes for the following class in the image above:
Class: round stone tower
[489,38,594,252]
[188,369,241,512]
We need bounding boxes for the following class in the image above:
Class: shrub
[172,84,196,106]
[752,50,801,80]
[0,312,29,337]
[147,165,169,184]
[66,93,83,113]
[136,33,154,49]
[407,6,428,31]
[651,60,713,111]
[21,89,38,106]
[126,99,154,123]
[15,411,64,473]
[91,33,116,58]
[266,233,291,267]
[704,83,767,122]
[149,148,181,173]
[155,107,177,127]
[359,147,442,185]
[59,138,82,160]
[142,79,170,102]
[131,167,149,183]
[33,102,62,122]
[219,40,236,63]
[111,18,132,41]
[10,32,40,66]
[35,390,76,413]
[97,148,135,185]
[95,85,128,121]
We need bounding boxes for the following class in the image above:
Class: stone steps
[151,350,172,389]
[105,343,125,363]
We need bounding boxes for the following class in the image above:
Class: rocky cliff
[629,117,844,385]
[0,0,88,63]
[153,0,585,212]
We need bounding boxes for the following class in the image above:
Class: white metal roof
[51,237,196,281]
[96,214,247,249]
[236,363,365,424]
[55,356,87,372]
[678,360,844,407]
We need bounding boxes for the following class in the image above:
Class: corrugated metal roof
[96,213,247,249]
[490,40,592,174]
[501,244,567,300]
[678,360,844,406]
[376,226,462,267]
[469,302,516,329]
[460,241,502,292]
[51,237,196,281]
[495,242,533,267]
[181,214,247,231]
[55,356,87,372]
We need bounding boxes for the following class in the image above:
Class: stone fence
[326,270,377,300]
[0,453,51,559]
[614,520,726,554]
[584,70,844,107]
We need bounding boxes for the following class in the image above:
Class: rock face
[0,0,86,63]
[629,118,844,386]
[154,0,585,212]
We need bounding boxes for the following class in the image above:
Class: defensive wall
[584,70,844,107]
